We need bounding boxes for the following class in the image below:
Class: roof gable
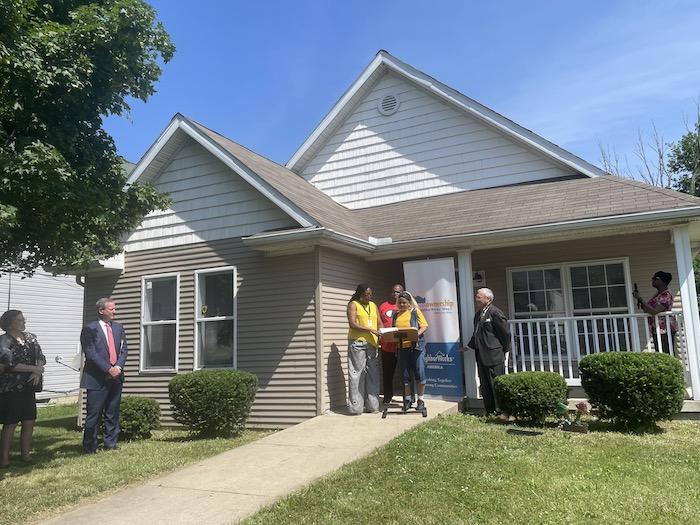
[125,135,300,251]
[297,70,584,208]
[287,50,607,183]
[128,114,325,229]
[127,114,366,245]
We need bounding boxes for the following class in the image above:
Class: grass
[0,403,269,525]
[245,414,700,525]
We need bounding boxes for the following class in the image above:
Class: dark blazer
[468,305,511,367]
[80,320,128,390]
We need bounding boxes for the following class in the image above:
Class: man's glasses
[391,290,401,294]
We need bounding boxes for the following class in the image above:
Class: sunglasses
[391,290,402,294]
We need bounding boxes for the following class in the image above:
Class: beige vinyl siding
[301,71,577,209]
[82,238,318,429]
[318,248,400,411]
[125,137,298,252]
[471,231,682,347]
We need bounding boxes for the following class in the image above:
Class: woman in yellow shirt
[394,292,429,412]
[346,284,381,414]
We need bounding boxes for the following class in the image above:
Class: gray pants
[348,339,380,414]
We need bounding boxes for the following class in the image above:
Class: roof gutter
[244,206,700,258]
[243,227,377,254]
[373,206,700,256]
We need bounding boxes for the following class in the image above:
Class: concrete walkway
[41,400,457,525]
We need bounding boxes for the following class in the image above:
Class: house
[81,50,700,428]
[1,270,83,400]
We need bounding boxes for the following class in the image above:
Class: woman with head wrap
[632,271,678,355]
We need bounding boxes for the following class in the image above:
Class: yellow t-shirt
[348,300,379,348]
[394,308,428,348]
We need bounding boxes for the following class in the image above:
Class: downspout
[6,271,11,310]
[314,246,325,416]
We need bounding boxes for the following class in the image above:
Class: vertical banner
[403,258,464,398]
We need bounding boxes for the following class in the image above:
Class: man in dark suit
[81,298,127,453]
[467,288,511,415]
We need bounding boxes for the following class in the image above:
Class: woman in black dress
[0,310,45,468]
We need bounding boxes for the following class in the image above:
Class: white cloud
[502,3,700,155]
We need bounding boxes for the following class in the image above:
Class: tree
[669,103,700,196]
[598,123,673,187]
[0,0,175,275]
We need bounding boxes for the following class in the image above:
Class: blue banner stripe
[424,342,464,397]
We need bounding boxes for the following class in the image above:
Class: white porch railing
[507,312,688,386]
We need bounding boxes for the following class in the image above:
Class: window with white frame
[141,274,179,371]
[195,267,236,368]
[508,259,635,359]
[511,267,566,318]
[569,262,628,314]
[508,259,632,318]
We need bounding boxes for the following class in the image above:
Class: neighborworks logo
[425,351,454,364]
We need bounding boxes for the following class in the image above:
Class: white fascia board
[286,54,385,170]
[243,207,700,259]
[127,115,183,185]
[244,227,376,253]
[127,115,316,229]
[376,206,700,256]
[98,253,125,271]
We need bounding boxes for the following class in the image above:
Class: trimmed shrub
[580,352,685,431]
[120,396,161,440]
[169,370,258,437]
[494,371,568,425]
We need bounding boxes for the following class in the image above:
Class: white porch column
[457,250,479,398]
[673,225,700,398]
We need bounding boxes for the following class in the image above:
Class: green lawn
[0,403,269,525]
[245,414,700,525]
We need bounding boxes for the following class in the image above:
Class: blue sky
[105,1,700,176]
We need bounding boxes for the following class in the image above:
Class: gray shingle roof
[361,176,700,242]
[190,120,366,238]
[190,119,700,243]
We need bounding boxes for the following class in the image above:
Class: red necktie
[105,322,117,365]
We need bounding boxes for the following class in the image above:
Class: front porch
[451,225,700,402]
[507,312,691,388]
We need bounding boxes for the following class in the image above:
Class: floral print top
[0,332,45,393]
[647,290,678,334]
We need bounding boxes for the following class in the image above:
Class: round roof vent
[378,93,400,116]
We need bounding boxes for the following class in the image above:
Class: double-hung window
[507,259,636,381]
[141,274,179,371]
[508,259,632,322]
[195,267,236,368]
[569,262,631,353]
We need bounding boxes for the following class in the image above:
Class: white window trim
[140,272,180,373]
[506,257,635,319]
[194,266,237,370]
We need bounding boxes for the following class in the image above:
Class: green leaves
[0,0,174,275]
[670,118,700,196]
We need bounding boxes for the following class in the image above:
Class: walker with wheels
[380,327,427,419]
